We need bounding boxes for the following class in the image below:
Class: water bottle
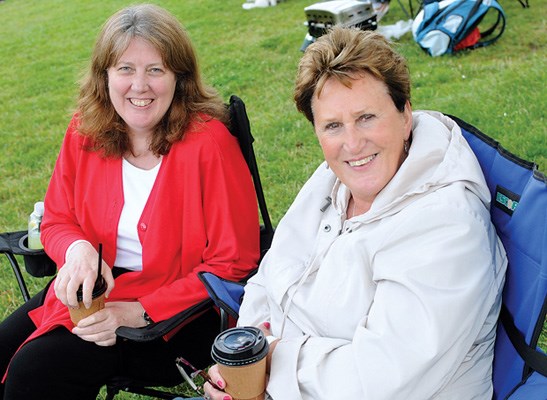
[28,201,45,250]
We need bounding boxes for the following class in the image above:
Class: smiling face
[107,37,176,138]
[312,73,412,212]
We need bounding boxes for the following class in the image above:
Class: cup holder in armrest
[17,234,57,277]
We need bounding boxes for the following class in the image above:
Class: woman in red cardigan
[0,4,259,399]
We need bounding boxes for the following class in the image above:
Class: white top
[238,111,507,399]
[114,158,162,271]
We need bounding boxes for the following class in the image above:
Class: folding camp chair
[0,95,274,400]
[200,115,547,399]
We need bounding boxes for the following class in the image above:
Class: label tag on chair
[495,185,520,216]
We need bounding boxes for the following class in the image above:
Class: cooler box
[304,1,378,39]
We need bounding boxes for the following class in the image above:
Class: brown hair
[294,27,411,124]
[77,4,228,157]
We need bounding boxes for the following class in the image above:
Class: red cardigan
[28,115,260,342]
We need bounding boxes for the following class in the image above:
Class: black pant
[0,286,220,400]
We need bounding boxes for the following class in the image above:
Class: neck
[125,149,161,170]
[348,195,371,218]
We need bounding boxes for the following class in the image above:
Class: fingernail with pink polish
[217,380,224,389]
[223,396,232,400]
[263,321,270,329]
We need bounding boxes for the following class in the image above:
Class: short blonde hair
[294,27,411,124]
[77,4,228,157]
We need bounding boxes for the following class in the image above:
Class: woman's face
[107,37,176,137]
[312,73,412,211]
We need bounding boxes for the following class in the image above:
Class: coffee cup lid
[76,275,107,302]
[211,326,269,366]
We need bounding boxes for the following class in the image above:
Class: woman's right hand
[54,241,114,309]
[204,364,231,400]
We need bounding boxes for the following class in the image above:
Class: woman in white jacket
[206,27,507,400]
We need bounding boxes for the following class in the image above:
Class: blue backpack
[412,0,506,56]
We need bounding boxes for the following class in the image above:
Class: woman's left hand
[204,321,279,400]
[71,301,147,346]
[204,364,231,400]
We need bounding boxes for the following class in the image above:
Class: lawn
[0,0,545,398]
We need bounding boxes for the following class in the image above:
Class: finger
[95,338,116,347]
[207,364,226,390]
[74,313,98,328]
[66,276,82,308]
[53,273,60,292]
[203,381,230,400]
[73,327,116,346]
[54,275,68,306]
[73,329,115,346]
[103,265,115,298]
[72,316,114,344]
[258,321,272,336]
[81,275,96,309]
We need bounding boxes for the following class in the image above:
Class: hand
[204,364,231,400]
[204,321,278,399]
[71,301,146,346]
[54,241,115,309]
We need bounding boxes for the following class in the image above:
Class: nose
[131,71,149,92]
[344,125,364,153]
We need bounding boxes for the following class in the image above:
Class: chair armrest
[198,272,245,320]
[0,230,56,277]
[116,271,246,342]
[115,298,213,342]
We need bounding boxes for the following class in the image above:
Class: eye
[149,67,165,75]
[117,66,133,73]
[358,114,374,123]
[324,122,341,131]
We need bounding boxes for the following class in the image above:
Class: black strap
[500,303,547,377]
[472,6,506,50]
[228,95,274,241]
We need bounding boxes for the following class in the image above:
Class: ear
[402,100,413,140]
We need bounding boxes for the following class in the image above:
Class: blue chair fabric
[449,115,547,400]
[198,272,244,321]
[505,371,546,399]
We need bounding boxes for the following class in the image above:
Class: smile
[348,154,377,167]
[129,98,153,107]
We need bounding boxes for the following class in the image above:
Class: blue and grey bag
[412,0,506,56]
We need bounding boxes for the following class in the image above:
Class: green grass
[0,0,545,398]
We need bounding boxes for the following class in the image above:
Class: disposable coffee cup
[68,275,107,325]
[211,326,270,400]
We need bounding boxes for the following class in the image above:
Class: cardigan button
[139,223,147,231]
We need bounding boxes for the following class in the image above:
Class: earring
[404,140,410,154]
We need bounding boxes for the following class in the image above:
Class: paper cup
[69,276,107,325]
[211,327,269,400]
